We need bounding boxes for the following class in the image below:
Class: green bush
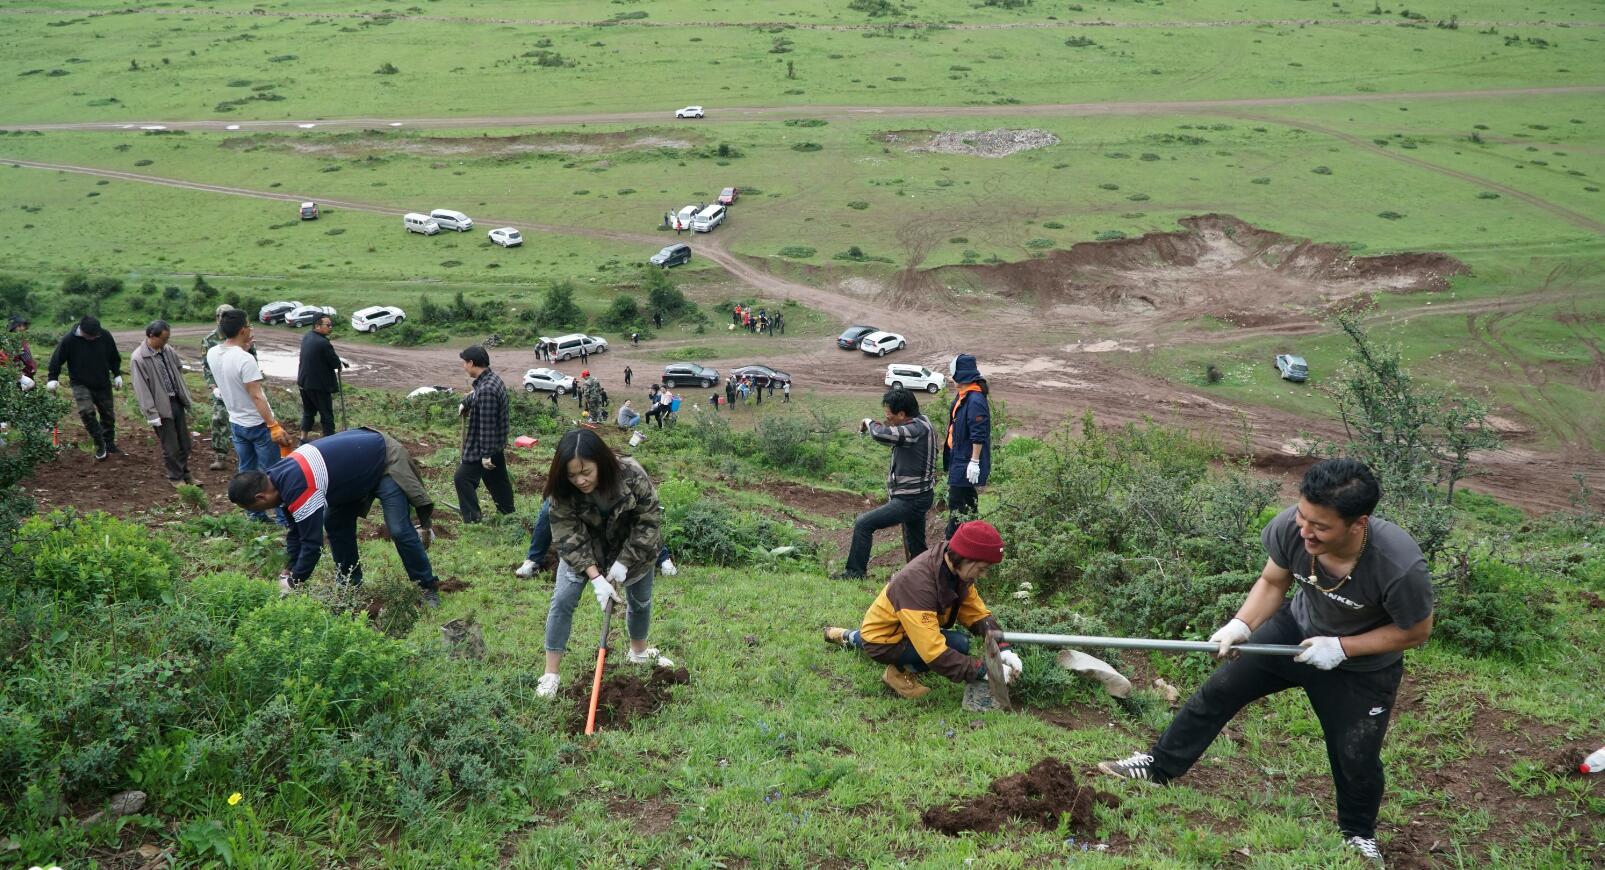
[186,571,275,629]
[756,414,819,472]
[1434,559,1558,660]
[778,246,816,258]
[9,510,177,606]
[224,597,410,724]
[598,293,644,331]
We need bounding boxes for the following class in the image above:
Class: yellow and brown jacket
[858,542,1003,683]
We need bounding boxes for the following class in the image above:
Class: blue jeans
[323,475,438,588]
[845,627,970,673]
[232,422,287,525]
[545,560,654,653]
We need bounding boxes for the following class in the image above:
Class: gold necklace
[1309,524,1368,594]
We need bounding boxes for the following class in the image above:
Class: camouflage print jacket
[549,456,662,584]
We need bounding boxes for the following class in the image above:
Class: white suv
[522,367,575,395]
[351,305,405,332]
[675,106,704,119]
[539,333,609,361]
[885,364,944,394]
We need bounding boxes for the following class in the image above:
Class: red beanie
[948,520,1005,564]
[581,370,590,377]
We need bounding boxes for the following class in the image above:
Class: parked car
[488,227,523,247]
[885,363,944,394]
[1275,354,1309,383]
[258,300,304,324]
[717,187,739,206]
[731,364,790,387]
[651,243,692,268]
[859,331,906,357]
[522,367,576,395]
[662,363,720,388]
[836,325,878,350]
[430,209,474,232]
[298,201,319,220]
[675,106,705,119]
[285,304,337,328]
[539,333,609,361]
[403,213,440,235]
[351,305,405,333]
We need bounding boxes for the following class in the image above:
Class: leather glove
[965,459,981,485]
[113,376,123,389]
[46,380,59,391]
[1295,636,1348,670]
[590,575,623,610]
[18,375,33,391]
[998,649,1023,684]
[1209,618,1252,659]
[267,421,292,447]
[480,456,495,470]
[658,558,677,576]
[860,418,874,434]
[148,416,162,428]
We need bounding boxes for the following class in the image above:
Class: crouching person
[537,429,673,699]
[824,520,1021,699]
[227,426,442,607]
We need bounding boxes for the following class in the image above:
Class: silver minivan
[430,209,473,232]
[403,213,440,235]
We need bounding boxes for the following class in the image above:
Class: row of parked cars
[836,325,908,357]
[258,301,406,333]
[400,209,525,248]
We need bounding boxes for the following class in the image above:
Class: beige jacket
[130,341,194,422]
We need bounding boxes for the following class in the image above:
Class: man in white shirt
[205,308,292,521]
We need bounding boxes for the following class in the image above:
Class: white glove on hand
[658,558,677,576]
[18,375,33,391]
[1295,636,1347,670]
[480,456,494,470]
[147,417,162,427]
[606,560,629,586]
[46,380,59,391]
[1209,618,1252,659]
[965,459,981,484]
[998,649,1023,684]
[212,387,221,399]
[114,376,123,389]
[860,418,874,434]
[590,575,623,610]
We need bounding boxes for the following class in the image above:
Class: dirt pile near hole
[945,214,1467,322]
[887,128,1061,157]
[562,666,689,734]
[922,758,1119,836]
[221,129,694,158]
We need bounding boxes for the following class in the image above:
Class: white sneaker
[535,673,561,698]
[514,559,537,578]
[1344,835,1385,867]
[627,647,674,668]
[277,573,295,597]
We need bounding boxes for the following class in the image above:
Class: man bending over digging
[824,520,1023,699]
[1097,458,1433,867]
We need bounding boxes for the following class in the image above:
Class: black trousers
[945,484,979,538]
[453,450,516,523]
[1149,606,1403,839]
[844,491,933,577]
[299,388,335,438]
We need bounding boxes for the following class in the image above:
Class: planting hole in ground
[921,758,1120,836]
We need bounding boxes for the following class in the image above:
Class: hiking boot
[514,559,538,579]
[104,441,123,455]
[823,626,853,648]
[94,442,108,461]
[536,673,562,698]
[183,474,203,487]
[1097,752,1160,783]
[209,457,225,471]
[420,588,441,609]
[882,665,929,700]
[626,647,674,668]
[1344,835,1385,867]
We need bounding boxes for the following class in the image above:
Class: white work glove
[998,649,1023,684]
[147,416,162,428]
[658,558,677,576]
[114,376,123,389]
[18,375,33,391]
[1209,618,1252,659]
[965,459,981,484]
[212,386,221,399]
[480,456,494,470]
[606,560,629,586]
[1295,636,1348,670]
[860,418,874,435]
[417,526,435,550]
[590,575,623,610]
[46,379,59,391]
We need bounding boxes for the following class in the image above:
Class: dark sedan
[730,364,791,387]
[836,325,877,350]
[662,362,721,388]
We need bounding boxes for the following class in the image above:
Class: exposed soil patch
[605,794,678,837]
[562,666,689,734]
[220,129,695,159]
[943,214,1468,323]
[21,419,235,517]
[922,758,1120,836]
[885,128,1061,158]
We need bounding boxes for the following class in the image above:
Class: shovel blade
[983,631,1012,711]
[1056,649,1134,699]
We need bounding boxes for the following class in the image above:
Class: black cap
[79,315,102,337]
[6,314,27,331]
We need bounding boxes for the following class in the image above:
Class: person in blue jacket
[942,353,991,538]
[227,426,442,606]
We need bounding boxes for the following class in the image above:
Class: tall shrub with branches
[0,332,67,555]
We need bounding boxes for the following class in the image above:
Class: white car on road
[351,305,405,333]
[885,363,944,394]
[675,106,705,119]
[859,331,907,357]
[488,227,523,247]
[522,367,576,395]
[284,304,337,328]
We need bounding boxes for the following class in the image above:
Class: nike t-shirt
[1263,505,1434,672]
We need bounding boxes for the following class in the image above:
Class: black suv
[651,243,692,268]
[836,325,878,350]
[662,363,720,388]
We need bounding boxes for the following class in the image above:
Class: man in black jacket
[296,314,343,440]
[45,315,123,461]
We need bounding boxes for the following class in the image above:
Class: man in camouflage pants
[579,369,606,423]
[201,304,257,471]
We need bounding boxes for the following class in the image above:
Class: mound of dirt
[945,214,1467,322]
[221,129,694,158]
[562,665,689,734]
[921,758,1119,836]
[886,128,1060,158]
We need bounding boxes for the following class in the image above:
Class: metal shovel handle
[1001,632,1304,656]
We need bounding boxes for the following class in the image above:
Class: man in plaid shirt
[454,345,516,523]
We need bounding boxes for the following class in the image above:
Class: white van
[691,204,725,233]
[673,205,699,231]
[430,208,473,232]
[404,213,440,235]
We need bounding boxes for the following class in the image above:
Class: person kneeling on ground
[227,426,443,607]
[616,400,641,429]
[1096,458,1433,868]
[536,429,674,698]
[824,520,1022,699]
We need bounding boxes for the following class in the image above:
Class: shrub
[1377,211,1405,220]
[644,269,693,321]
[1065,36,1098,47]
[536,280,586,331]
[1095,230,1127,241]
[756,414,818,471]
[784,118,828,127]
[186,572,275,629]
[598,294,643,331]
[224,597,410,724]
[792,142,823,152]
[1025,238,1054,249]
[665,499,806,567]
[778,246,816,258]
[8,510,176,606]
[846,200,869,210]
[1433,558,1558,660]
[1311,165,1333,175]
[373,62,399,75]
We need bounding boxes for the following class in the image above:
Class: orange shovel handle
[583,600,615,735]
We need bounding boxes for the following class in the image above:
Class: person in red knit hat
[823,520,1023,699]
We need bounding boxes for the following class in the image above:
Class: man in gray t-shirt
[1098,459,1434,866]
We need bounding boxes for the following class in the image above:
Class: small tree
[537,281,586,332]
[598,294,643,331]
[643,269,692,321]
[0,331,67,554]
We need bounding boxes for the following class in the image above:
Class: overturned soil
[21,414,236,516]
[561,665,689,734]
[922,758,1120,836]
[945,214,1468,323]
[886,127,1062,158]
[221,129,695,159]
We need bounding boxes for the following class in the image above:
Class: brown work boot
[882,665,929,700]
[823,626,852,648]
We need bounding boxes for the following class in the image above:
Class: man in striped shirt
[837,388,938,580]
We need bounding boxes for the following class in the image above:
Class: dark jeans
[945,484,979,538]
[299,388,335,438]
[844,491,933,577]
[1149,606,1403,839]
[325,475,437,589]
[453,450,515,523]
[70,384,115,448]
[847,627,969,673]
[155,407,191,481]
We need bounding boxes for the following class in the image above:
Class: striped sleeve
[283,445,329,523]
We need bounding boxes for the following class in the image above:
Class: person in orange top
[824,520,1023,699]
